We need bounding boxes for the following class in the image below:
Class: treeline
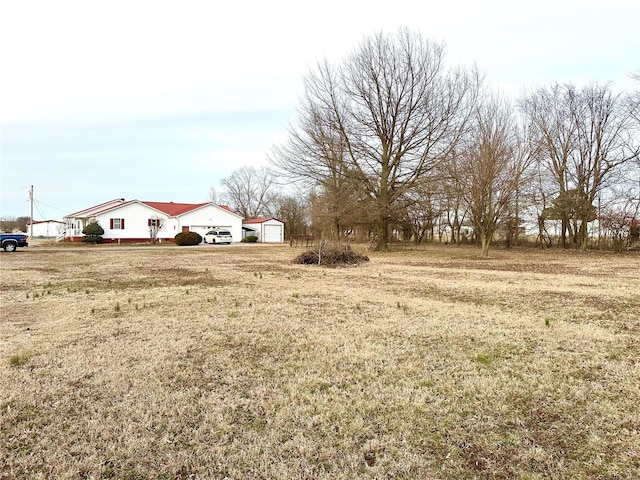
[0,216,30,234]
[214,30,639,254]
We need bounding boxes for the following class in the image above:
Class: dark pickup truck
[0,233,29,252]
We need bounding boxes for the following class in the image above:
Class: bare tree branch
[219,166,277,219]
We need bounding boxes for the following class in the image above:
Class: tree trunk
[334,218,341,241]
[538,215,545,247]
[375,218,389,251]
[579,216,589,250]
[514,191,520,246]
[561,217,568,248]
[480,232,490,257]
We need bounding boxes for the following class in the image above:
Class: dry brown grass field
[1,242,639,479]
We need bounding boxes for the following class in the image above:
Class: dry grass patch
[1,244,639,478]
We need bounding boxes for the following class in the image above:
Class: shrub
[174,231,202,246]
[82,222,104,236]
[241,235,259,243]
[82,222,104,244]
[82,235,103,244]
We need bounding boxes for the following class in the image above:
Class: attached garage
[242,218,285,243]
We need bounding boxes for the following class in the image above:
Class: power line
[32,198,72,215]
[33,198,47,219]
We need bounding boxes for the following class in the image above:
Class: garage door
[263,224,283,243]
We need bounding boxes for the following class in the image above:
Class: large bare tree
[271,29,479,250]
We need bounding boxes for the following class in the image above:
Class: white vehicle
[203,229,232,244]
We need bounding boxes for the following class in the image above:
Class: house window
[148,218,161,227]
[110,218,125,229]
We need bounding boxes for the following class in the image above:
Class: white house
[27,220,66,238]
[242,218,285,243]
[64,198,243,243]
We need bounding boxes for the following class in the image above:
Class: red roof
[243,218,269,224]
[66,198,128,218]
[243,217,284,224]
[142,201,208,216]
[66,199,237,219]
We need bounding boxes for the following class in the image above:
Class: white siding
[242,219,285,243]
[179,206,242,242]
[30,221,65,237]
[95,203,166,241]
[67,201,244,242]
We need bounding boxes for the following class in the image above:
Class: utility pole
[29,185,34,238]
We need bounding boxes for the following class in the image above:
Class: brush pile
[292,242,369,267]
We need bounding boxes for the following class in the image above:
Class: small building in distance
[28,220,66,238]
[242,218,285,243]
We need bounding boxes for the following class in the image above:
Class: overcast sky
[1,0,638,219]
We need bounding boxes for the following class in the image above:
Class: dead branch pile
[292,242,369,267]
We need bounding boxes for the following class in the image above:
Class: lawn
[1,243,639,479]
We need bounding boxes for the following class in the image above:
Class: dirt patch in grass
[1,244,639,478]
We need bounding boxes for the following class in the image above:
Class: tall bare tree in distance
[271,29,480,250]
[521,83,639,249]
[456,95,532,256]
[271,192,310,240]
[519,84,577,247]
[207,186,219,205]
[219,166,276,219]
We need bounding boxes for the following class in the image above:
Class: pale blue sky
[1,0,638,218]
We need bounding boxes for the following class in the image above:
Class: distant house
[242,218,285,243]
[28,220,66,238]
[64,198,243,243]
